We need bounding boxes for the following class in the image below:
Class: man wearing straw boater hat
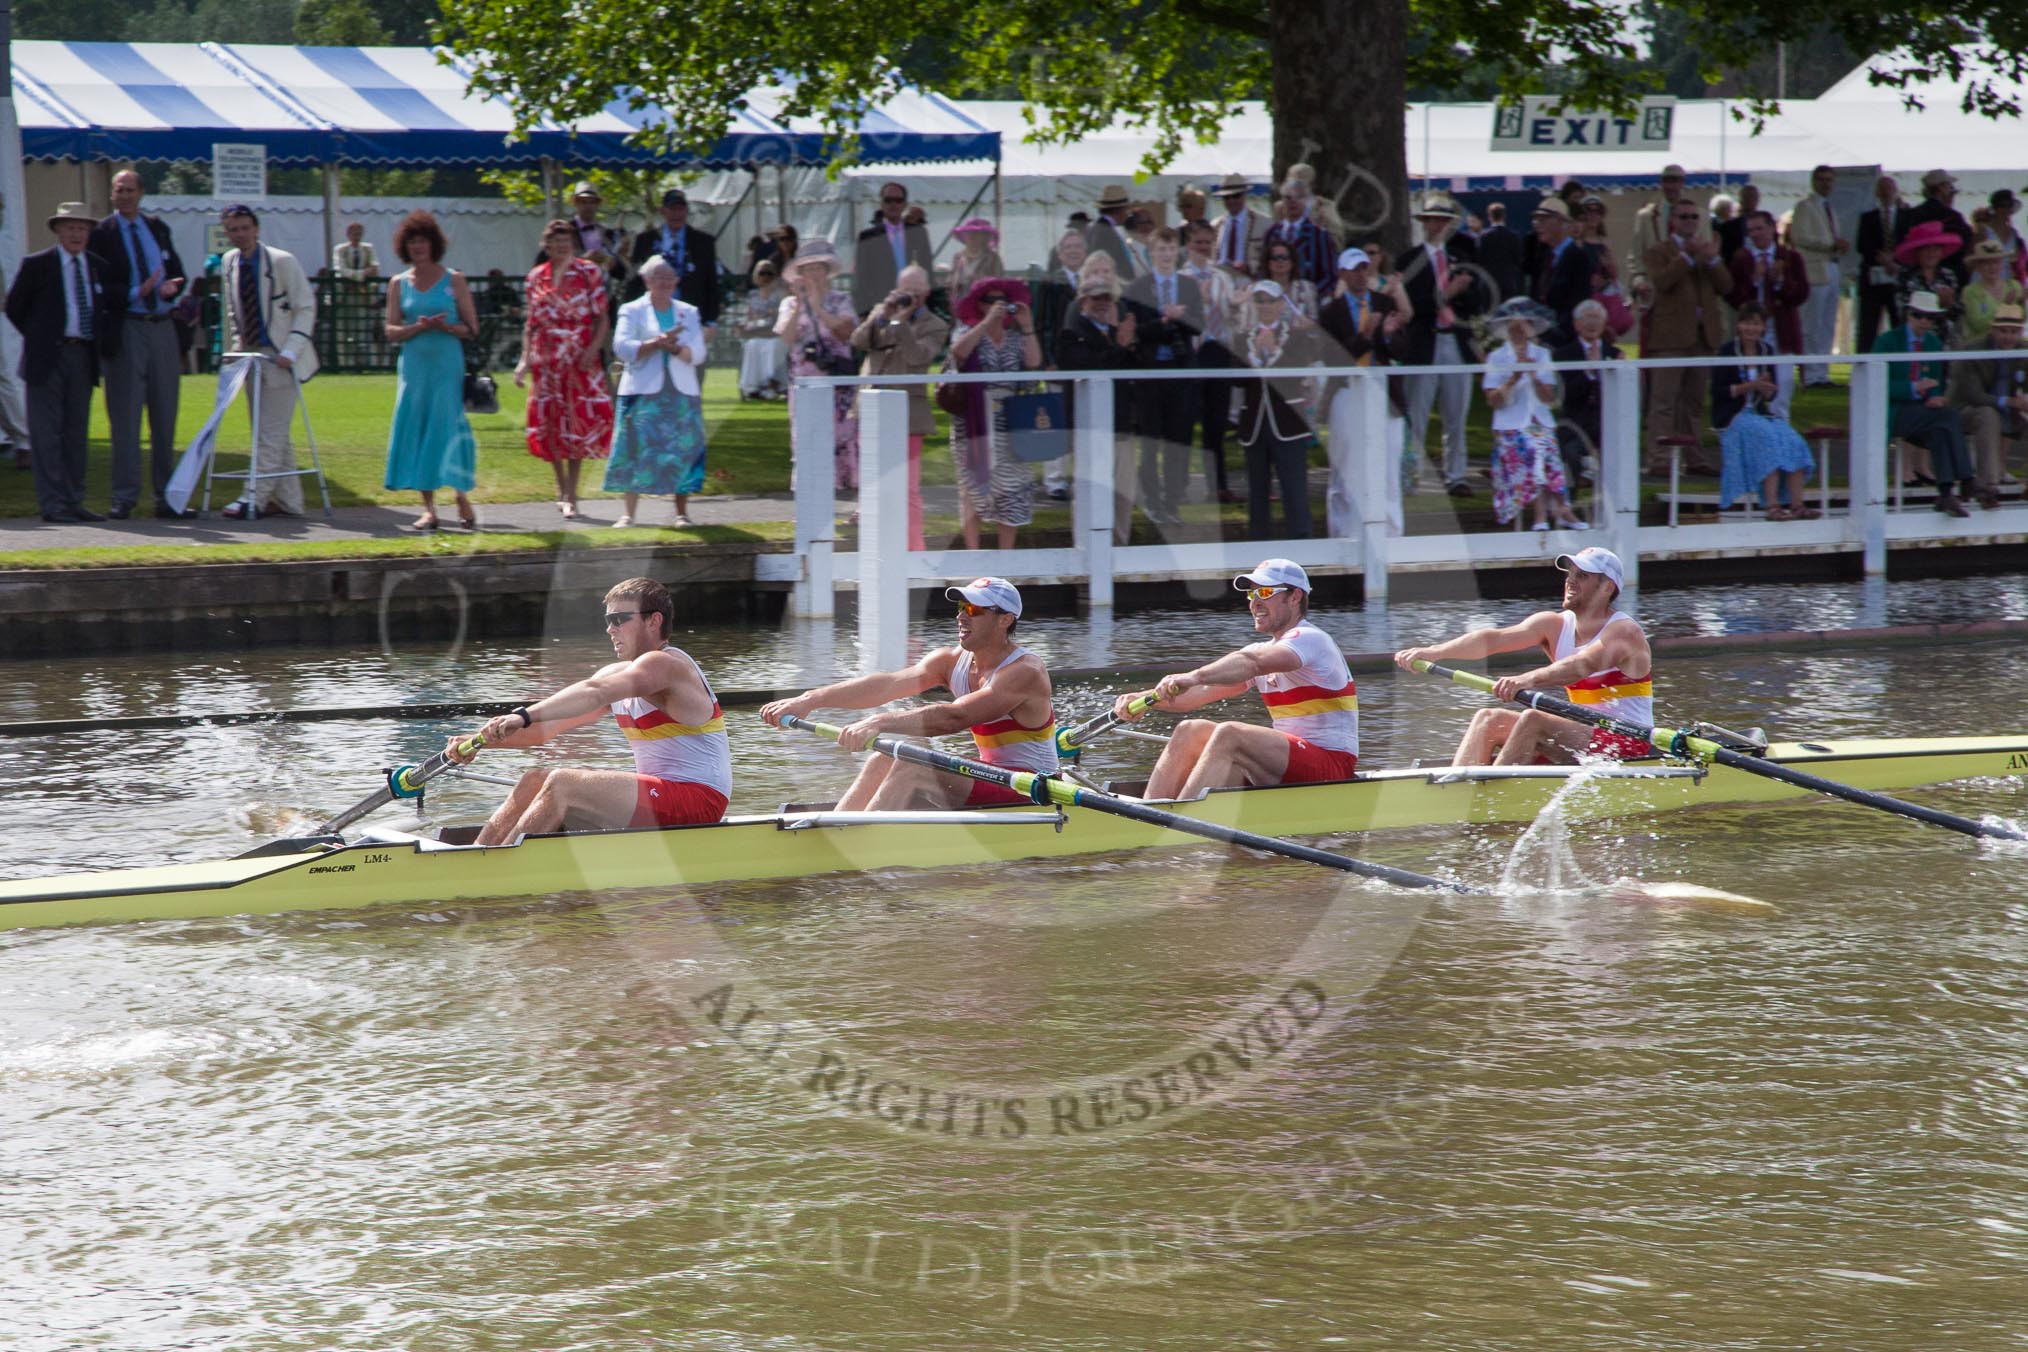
[4,203,122,523]
[1397,191,1484,496]
[1872,289,1977,517]
[1211,173,1266,276]
[1086,184,1140,281]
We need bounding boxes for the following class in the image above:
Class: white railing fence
[755,350,2019,661]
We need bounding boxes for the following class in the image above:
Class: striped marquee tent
[10,41,1002,169]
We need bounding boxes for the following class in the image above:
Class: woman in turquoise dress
[382,211,480,530]
[605,255,709,527]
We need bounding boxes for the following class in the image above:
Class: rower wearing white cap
[1114,559,1359,799]
[1393,547,1654,765]
[759,577,1058,810]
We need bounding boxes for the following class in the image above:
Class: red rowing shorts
[631,775,729,827]
[1583,728,1653,760]
[1279,733,1360,784]
[963,777,1036,808]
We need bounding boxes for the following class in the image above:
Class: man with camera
[852,265,948,549]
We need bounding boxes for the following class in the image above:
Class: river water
[3,573,2027,1349]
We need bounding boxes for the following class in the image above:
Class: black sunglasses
[882,195,907,204]
[603,611,642,629]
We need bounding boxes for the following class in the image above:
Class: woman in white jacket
[604,255,709,527]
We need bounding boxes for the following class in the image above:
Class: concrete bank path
[0,490,880,551]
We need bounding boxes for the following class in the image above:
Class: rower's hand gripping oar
[1409,658,2027,843]
[1055,692,1160,761]
[780,714,1472,892]
[313,734,487,838]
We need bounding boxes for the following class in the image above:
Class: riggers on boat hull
[1,735,2023,931]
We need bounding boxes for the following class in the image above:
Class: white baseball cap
[1249,278,1286,300]
[946,576,1023,617]
[1233,558,1311,593]
[1555,547,1624,591]
[1335,247,1372,272]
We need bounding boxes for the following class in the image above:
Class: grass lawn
[0,367,809,522]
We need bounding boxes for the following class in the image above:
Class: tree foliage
[438,0,2028,181]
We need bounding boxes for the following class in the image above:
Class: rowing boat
[2,733,2021,931]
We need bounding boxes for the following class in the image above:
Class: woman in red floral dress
[517,219,614,519]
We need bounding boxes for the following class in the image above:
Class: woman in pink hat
[947,276,1041,549]
[1895,220,1965,338]
[946,218,1005,300]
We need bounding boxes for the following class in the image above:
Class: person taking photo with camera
[947,277,1042,549]
[774,238,863,491]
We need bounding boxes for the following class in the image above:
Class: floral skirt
[604,386,707,496]
[1491,426,1567,524]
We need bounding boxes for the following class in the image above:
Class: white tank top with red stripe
[1248,621,1359,754]
[610,646,733,798]
[948,645,1058,775]
[1552,610,1653,726]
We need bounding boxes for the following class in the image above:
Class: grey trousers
[26,345,93,517]
[1403,333,1472,483]
[105,315,182,508]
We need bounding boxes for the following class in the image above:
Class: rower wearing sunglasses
[1113,559,1359,799]
[446,576,731,844]
[759,577,1058,809]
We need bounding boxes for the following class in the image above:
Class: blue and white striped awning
[10,41,1001,168]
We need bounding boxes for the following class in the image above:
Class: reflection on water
[2,576,2028,1348]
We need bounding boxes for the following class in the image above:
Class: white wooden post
[788,382,837,618]
[1848,356,1890,575]
[1351,369,1393,603]
[1601,362,1644,600]
[1077,376,1116,608]
[856,389,910,671]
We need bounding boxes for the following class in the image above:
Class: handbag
[1594,282,1636,337]
[935,374,967,416]
[1003,388,1070,462]
[463,370,500,416]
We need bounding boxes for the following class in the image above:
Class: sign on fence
[212,143,267,201]
[1490,97,1676,153]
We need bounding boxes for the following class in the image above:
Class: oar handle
[1057,691,1160,758]
[391,734,486,798]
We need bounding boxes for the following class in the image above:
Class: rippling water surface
[3,573,2027,1349]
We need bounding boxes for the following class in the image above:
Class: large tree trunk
[1267,0,1409,255]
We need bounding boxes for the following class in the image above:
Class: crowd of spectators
[10,162,2028,541]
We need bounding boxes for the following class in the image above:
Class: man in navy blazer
[91,170,188,517]
[1122,227,1205,524]
[5,202,122,522]
[628,188,721,327]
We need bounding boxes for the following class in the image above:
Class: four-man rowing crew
[445,549,1658,843]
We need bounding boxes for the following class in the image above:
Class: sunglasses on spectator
[1243,585,1291,601]
[954,602,1006,617]
[882,195,907,204]
[604,611,643,628]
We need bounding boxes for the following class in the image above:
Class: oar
[1055,692,1159,760]
[314,735,486,837]
[1410,658,2027,842]
[779,713,1469,891]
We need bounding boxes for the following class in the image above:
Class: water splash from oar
[1497,761,1777,915]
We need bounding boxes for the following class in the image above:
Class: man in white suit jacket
[219,205,317,516]
[1788,164,1849,385]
